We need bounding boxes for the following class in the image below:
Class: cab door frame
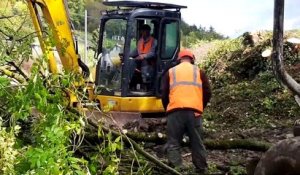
[155,17,180,97]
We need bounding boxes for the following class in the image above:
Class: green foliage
[0,0,34,71]
[68,0,85,29]
[0,120,20,175]
[229,165,247,175]
[86,0,105,32]
[207,163,219,174]
[0,64,89,174]
[181,20,226,48]
[97,127,123,174]
[201,31,300,131]
[0,6,90,170]
[68,0,105,32]
[200,39,243,87]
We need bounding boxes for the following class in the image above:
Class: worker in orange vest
[129,24,157,91]
[161,49,212,174]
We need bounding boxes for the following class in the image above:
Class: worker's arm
[161,71,170,110]
[200,70,212,108]
[142,39,157,60]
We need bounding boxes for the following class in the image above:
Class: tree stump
[254,136,300,175]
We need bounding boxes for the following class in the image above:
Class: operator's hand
[119,55,123,62]
[135,55,144,60]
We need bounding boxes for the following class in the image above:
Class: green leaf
[114,136,121,142]
[75,170,86,175]
[71,163,81,170]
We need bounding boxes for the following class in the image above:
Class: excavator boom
[26,0,83,74]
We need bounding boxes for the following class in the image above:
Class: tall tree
[68,0,85,29]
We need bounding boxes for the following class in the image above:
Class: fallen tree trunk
[87,117,272,151]
[118,130,272,152]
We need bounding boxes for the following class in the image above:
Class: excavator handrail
[103,1,187,10]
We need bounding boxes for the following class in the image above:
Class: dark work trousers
[128,59,154,87]
[166,110,207,171]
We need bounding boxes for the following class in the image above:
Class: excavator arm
[26,0,89,76]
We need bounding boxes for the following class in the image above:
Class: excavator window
[161,19,179,60]
[128,18,159,94]
[97,18,127,94]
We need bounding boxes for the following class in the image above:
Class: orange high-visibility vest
[137,36,154,54]
[166,62,203,113]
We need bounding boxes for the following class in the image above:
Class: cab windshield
[97,18,127,95]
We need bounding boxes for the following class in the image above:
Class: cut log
[204,139,271,152]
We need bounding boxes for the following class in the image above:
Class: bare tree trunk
[272,0,300,96]
[254,1,300,174]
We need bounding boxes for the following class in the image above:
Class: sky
[118,0,300,38]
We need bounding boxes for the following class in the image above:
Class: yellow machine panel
[96,96,164,113]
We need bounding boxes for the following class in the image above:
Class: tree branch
[0,14,27,20]
[0,66,25,83]
[7,61,29,81]
[0,28,11,39]
[87,118,182,175]
[16,31,39,42]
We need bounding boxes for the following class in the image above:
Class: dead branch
[0,66,25,83]
[7,61,29,81]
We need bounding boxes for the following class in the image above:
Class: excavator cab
[94,1,186,114]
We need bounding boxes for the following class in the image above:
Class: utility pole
[84,9,88,63]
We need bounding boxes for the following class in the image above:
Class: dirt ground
[123,116,294,174]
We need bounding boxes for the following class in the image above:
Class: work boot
[172,164,190,174]
[194,168,207,175]
[167,150,182,169]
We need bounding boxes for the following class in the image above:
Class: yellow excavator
[26,0,187,126]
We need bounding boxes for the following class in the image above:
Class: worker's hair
[140,24,151,31]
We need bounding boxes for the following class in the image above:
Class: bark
[254,136,300,175]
